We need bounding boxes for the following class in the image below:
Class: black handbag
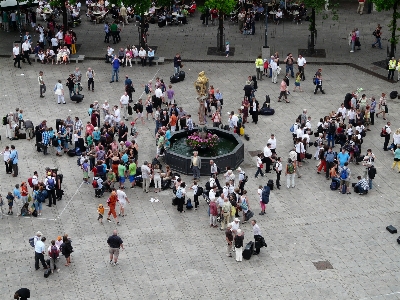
[385,105,388,113]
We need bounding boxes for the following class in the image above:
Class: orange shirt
[170,115,177,126]
[107,192,118,207]
[21,185,28,197]
[98,207,105,215]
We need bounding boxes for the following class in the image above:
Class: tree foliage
[203,0,236,14]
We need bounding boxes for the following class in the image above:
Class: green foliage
[203,0,236,14]
[372,0,399,11]
[371,0,400,48]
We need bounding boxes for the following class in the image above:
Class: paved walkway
[0,56,399,299]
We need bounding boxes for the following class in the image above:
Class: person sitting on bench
[354,175,369,195]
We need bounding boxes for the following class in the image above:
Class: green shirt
[110,23,118,32]
[118,164,126,177]
[107,172,116,182]
[129,163,136,175]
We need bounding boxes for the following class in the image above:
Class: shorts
[136,112,143,118]
[168,98,175,104]
[83,171,88,179]
[129,175,135,183]
[119,176,125,183]
[98,213,103,220]
[340,180,350,187]
[109,247,120,257]
[119,201,126,208]
[295,82,300,87]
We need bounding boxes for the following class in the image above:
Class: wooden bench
[69,54,85,63]
[29,53,39,62]
[131,56,165,65]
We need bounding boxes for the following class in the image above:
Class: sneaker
[350,50,354,53]
[110,260,113,264]
[113,262,119,266]
[107,218,111,222]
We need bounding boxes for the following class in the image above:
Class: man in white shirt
[141,161,151,192]
[209,185,217,201]
[106,46,114,63]
[116,188,130,217]
[337,103,347,121]
[274,8,283,24]
[297,54,307,80]
[263,143,273,173]
[230,217,240,235]
[55,30,63,44]
[383,121,392,151]
[119,92,129,121]
[267,134,277,154]
[155,86,163,100]
[113,105,121,123]
[12,44,21,68]
[21,40,32,65]
[210,160,218,176]
[305,117,312,133]
[296,125,304,139]
[229,111,238,130]
[251,220,265,254]
[35,236,48,270]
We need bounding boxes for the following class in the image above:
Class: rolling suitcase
[242,241,254,260]
[386,225,397,234]
[179,71,185,80]
[244,134,250,141]
[341,184,347,194]
[170,74,180,83]
[259,107,275,115]
[71,94,84,103]
[56,119,62,132]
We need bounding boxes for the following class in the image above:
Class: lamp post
[262,0,270,58]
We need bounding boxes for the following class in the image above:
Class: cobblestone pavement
[0,58,399,299]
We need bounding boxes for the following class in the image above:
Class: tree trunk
[390,2,397,58]
[140,13,145,48]
[218,11,224,52]
[309,8,316,54]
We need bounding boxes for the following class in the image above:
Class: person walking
[274,156,282,189]
[34,236,48,270]
[278,78,289,102]
[107,189,120,225]
[285,158,296,188]
[38,71,46,98]
[314,73,325,94]
[383,122,391,151]
[234,229,244,262]
[225,224,233,257]
[190,151,201,180]
[357,0,365,14]
[392,144,400,172]
[370,97,376,125]
[21,39,32,65]
[376,93,387,120]
[107,230,124,266]
[117,187,130,217]
[12,43,21,68]
[372,25,382,49]
[255,153,264,178]
[110,55,121,83]
[297,54,307,80]
[54,80,66,104]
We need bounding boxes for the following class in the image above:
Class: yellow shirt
[389,59,396,69]
[255,58,263,68]
[192,157,198,166]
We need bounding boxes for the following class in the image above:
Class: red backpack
[28,177,33,188]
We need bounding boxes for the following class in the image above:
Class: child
[293,72,303,92]
[255,153,264,178]
[93,176,104,198]
[97,204,104,224]
[263,59,269,77]
[6,192,14,215]
[191,180,199,210]
[86,134,93,148]
[18,109,24,128]
[82,159,89,184]
[225,42,230,57]
[130,122,138,138]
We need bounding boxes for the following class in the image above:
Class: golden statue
[194,71,209,97]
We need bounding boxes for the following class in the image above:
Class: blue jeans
[372,37,382,49]
[369,179,373,190]
[192,166,200,179]
[327,134,335,148]
[34,201,42,212]
[155,120,161,135]
[286,65,294,77]
[112,68,119,81]
[255,167,264,177]
[174,66,180,74]
[69,89,75,98]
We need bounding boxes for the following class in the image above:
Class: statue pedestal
[262,46,270,59]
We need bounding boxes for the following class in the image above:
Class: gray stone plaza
[1,2,400,299]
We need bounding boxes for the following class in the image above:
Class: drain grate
[313,260,333,270]
[248,150,261,157]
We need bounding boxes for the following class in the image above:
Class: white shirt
[139,50,146,57]
[55,31,63,40]
[252,223,262,236]
[270,60,277,70]
[155,88,163,98]
[257,156,263,167]
[347,110,356,120]
[22,42,31,51]
[263,146,272,158]
[116,189,127,203]
[385,125,392,135]
[275,161,283,172]
[2,150,10,162]
[303,133,310,143]
[230,221,240,231]
[231,115,238,126]
[120,94,129,105]
[107,47,114,56]
[13,46,20,55]
[32,175,38,185]
[393,133,400,145]
[35,240,45,253]
[238,171,245,181]
[217,196,224,207]
[296,128,303,138]
[297,57,307,66]
[114,108,121,122]
[51,37,58,46]
[276,11,282,18]
[305,120,312,130]
[295,142,305,153]
[209,189,216,200]
[338,107,347,117]
[267,138,276,150]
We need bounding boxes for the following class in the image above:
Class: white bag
[259,66,264,72]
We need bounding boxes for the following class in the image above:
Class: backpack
[144,84,150,94]
[47,178,55,190]
[36,191,46,203]
[92,179,98,188]
[340,168,348,180]
[29,237,35,247]
[290,124,295,133]
[176,188,183,198]
[261,186,270,204]
[50,245,58,259]
[287,163,294,174]
[330,180,339,190]
[329,122,336,134]
[196,186,204,196]
[186,198,193,209]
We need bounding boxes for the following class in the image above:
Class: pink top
[280,81,287,91]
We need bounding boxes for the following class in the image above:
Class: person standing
[1,146,12,174]
[370,97,376,125]
[314,73,325,94]
[21,39,32,65]
[141,161,151,193]
[388,57,397,81]
[12,43,21,68]
[383,122,392,151]
[297,54,307,81]
[45,172,56,207]
[234,229,244,262]
[284,53,295,77]
[86,67,95,92]
[220,196,232,230]
[225,224,233,257]
[392,144,400,172]
[110,55,121,83]
[9,145,18,177]
[34,236,48,271]
[104,22,110,43]
[190,151,201,180]
[250,97,259,124]
[285,158,296,188]
[47,240,59,274]
[117,188,130,217]
[38,71,46,98]
[274,156,282,189]
[106,189,119,225]
[209,199,218,228]
[263,143,273,173]
[107,230,124,266]
[173,53,182,74]
[14,288,31,300]
[278,78,289,102]
[270,56,278,83]
[255,55,263,81]
[251,219,265,255]
[376,93,387,120]
[120,92,129,121]
[54,80,66,104]
[357,0,365,14]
